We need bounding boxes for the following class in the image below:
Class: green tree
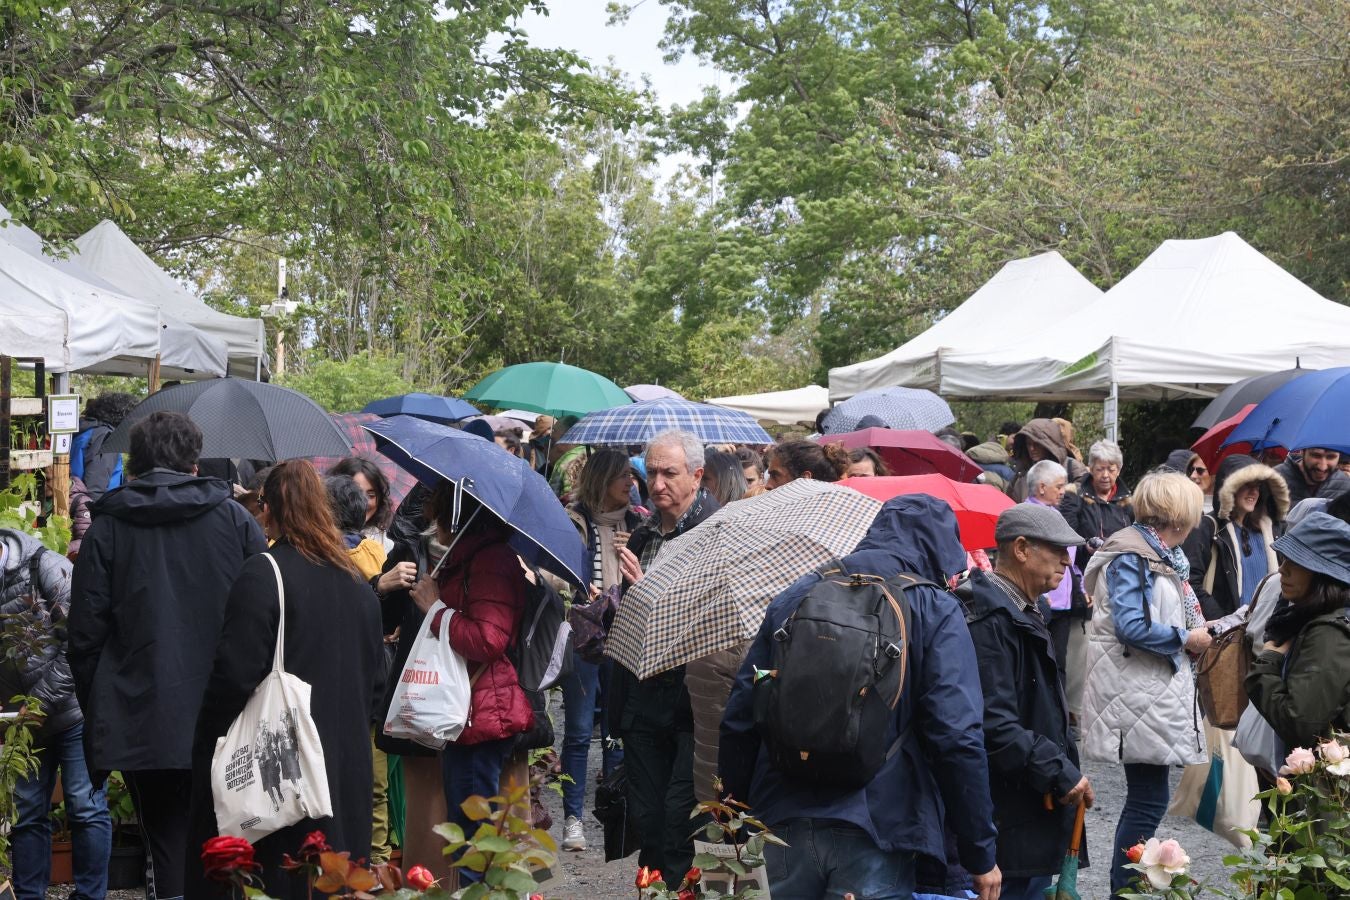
[277,351,414,413]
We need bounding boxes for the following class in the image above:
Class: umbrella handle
[1068,798,1087,856]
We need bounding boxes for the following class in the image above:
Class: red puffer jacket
[432,523,532,745]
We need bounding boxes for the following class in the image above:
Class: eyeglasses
[1187,466,1208,476]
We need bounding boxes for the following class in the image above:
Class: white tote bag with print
[211,554,333,842]
[382,600,473,750]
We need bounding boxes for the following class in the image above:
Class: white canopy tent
[74,220,267,378]
[0,208,228,378]
[706,385,830,426]
[828,251,1103,400]
[935,233,1350,438]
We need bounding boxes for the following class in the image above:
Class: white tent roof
[828,252,1102,400]
[706,385,830,425]
[74,220,266,377]
[938,232,1350,401]
[0,209,228,378]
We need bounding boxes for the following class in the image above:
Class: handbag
[1168,722,1260,849]
[1234,700,1284,776]
[383,601,473,749]
[211,554,333,842]
[1196,573,1275,729]
[569,584,620,664]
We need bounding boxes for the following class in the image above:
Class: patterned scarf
[1134,523,1204,629]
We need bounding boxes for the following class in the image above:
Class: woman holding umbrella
[408,482,532,884]
[561,450,642,852]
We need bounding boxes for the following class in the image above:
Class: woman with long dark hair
[764,440,850,489]
[330,457,394,552]
[187,460,384,900]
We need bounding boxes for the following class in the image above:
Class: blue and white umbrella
[822,387,955,434]
[361,415,589,589]
[561,398,773,446]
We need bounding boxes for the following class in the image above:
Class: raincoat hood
[966,441,1010,466]
[1012,418,1069,466]
[91,468,235,525]
[853,495,966,583]
[1212,455,1260,516]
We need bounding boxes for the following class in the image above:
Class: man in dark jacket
[1,529,112,900]
[611,429,720,877]
[69,411,267,900]
[721,496,1001,900]
[1276,448,1350,507]
[957,504,1093,900]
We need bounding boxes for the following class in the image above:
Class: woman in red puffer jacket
[409,484,531,878]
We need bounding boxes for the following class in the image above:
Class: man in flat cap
[954,502,1095,899]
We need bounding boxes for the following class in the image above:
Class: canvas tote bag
[211,553,334,841]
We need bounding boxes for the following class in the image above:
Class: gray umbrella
[103,378,352,460]
[822,387,955,434]
[1192,367,1315,430]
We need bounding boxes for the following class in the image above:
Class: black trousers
[124,769,193,900]
[1047,611,1075,692]
[623,727,698,876]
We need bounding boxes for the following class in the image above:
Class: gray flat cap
[996,502,1086,547]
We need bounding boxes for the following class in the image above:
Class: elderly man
[1276,447,1350,507]
[610,429,720,878]
[956,504,1093,900]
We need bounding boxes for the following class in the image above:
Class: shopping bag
[211,554,333,842]
[1168,722,1259,849]
[382,601,472,749]
[1233,701,1284,776]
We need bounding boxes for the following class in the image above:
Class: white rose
[1138,837,1190,890]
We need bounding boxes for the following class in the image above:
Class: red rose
[406,865,436,891]
[678,891,696,900]
[636,866,662,889]
[1126,843,1145,864]
[201,836,260,883]
[683,867,701,886]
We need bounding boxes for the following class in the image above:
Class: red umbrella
[825,428,983,481]
[838,474,1014,550]
[1190,404,1256,472]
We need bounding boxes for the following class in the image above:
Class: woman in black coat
[187,460,384,900]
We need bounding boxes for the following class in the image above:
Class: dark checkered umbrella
[605,480,881,679]
[562,398,772,447]
[308,413,419,506]
[822,387,955,433]
[102,377,351,460]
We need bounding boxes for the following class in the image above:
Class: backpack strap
[1202,514,1219,596]
[27,547,46,603]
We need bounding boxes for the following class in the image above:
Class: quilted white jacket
[1081,528,1207,766]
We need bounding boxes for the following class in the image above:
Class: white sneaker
[562,815,586,851]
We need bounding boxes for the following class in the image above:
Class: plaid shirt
[987,570,1044,621]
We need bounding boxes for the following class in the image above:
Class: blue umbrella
[560,398,773,446]
[1224,367,1350,454]
[361,415,588,589]
[362,392,479,423]
[822,387,955,434]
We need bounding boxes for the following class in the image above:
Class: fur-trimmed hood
[1217,460,1290,526]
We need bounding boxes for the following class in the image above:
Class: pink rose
[1281,746,1317,776]
[1138,838,1189,889]
[1318,741,1350,775]
[1276,776,1293,795]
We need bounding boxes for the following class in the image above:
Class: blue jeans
[1111,762,1172,893]
[1001,875,1053,900]
[442,737,512,884]
[765,819,915,900]
[559,656,623,819]
[13,722,112,900]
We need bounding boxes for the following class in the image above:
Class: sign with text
[47,395,80,434]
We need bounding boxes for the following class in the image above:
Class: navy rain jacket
[719,494,998,875]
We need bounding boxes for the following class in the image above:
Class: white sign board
[47,395,80,434]
[53,433,72,456]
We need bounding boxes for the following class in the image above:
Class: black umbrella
[103,378,352,460]
[1192,367,1315,430]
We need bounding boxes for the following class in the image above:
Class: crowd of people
[4,396,1350,900]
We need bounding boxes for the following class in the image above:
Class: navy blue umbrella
[1224,367,1350,454]
[362,392,478,423]
[361,415,587,589]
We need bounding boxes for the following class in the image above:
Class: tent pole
[50,371,70,518]
[1103,338,1120,444]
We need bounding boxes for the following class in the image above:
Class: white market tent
[706,385,830,426]
[828,251,1103,400]
[938,232,1350,403]
[74,220,267,378]
[0,208,228,378]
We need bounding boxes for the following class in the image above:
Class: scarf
[590,505,629,590]
[1135,523,1204,629]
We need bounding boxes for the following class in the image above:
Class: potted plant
[106,772,146,888]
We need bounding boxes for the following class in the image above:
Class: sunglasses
[1187,466,1208,476]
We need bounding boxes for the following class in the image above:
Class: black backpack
[752,568,934,789]
[511,567,575,692]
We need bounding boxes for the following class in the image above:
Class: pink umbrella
[825,428,983,482]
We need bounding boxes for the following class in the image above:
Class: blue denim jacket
[1105,553,1188,670]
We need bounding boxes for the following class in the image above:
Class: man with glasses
[956,503,1093,900]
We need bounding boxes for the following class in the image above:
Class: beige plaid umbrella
[605,480,883,679]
